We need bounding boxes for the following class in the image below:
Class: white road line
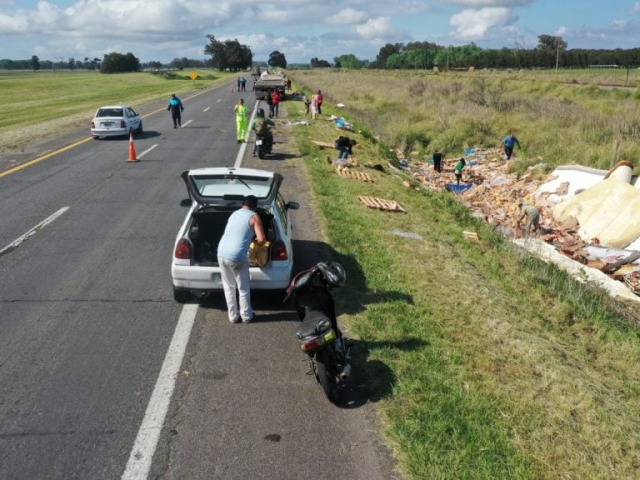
[216,99,222,103]
[121,303,199,480]
[0,207,69,257]
[137,144,158,159]
[203,107,210,112]
[180,120,193,128]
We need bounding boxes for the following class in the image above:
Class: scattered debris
[463,231,480,242]
[387,230,423,240]
[404,147,640,296]
[336,168,373,182]
[358,196,406,213]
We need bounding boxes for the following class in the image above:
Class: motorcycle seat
[296,309,331,338]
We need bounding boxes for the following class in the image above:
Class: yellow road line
[0,137,93,178]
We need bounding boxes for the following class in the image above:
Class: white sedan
[171,167,300,303]
[90,105,142,139]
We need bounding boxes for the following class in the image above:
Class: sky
[1,0,640,65]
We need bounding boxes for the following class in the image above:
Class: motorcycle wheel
[258,144,265,159]
[315,352,338,404]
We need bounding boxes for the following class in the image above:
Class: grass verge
[286,80,640,479]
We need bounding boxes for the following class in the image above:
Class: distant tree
[337,54,362,69]
[68,57,76,70]
[31,55,40,71]
[100,52,140,73]
[537,34,567,51]
[376,43,404,69]
[205,35,252,71]
[333,57,341,68]
[310,57,331,68]
[268,51,287,69]
[205,34,226,70]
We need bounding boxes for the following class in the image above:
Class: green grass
[0,69,234,130]
[285,74,640,479]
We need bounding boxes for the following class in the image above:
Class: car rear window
[97,108,123,117]
[192,175,275,199]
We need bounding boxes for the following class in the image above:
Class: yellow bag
[248,241,271,267]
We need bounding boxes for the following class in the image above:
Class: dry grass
[289,69,640,173]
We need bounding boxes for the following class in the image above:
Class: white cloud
[450,7,517,39]
[355,17,395,40]
[327,8,368,26]
[442,0,532,6]
[631,2,640,14]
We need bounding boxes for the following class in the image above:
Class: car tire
[137,121,143,134]
[92,136,100,140]
[173,286,190,303]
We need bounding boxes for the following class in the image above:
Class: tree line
[331,35,640,70]
[9,33,637,74]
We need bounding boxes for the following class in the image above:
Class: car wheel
[137,121,143,134]
[173,286,190,303]
[92,136,100,140]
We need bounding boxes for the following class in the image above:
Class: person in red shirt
[270,90,282,117]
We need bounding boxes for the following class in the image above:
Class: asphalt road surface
[0,83,397,479]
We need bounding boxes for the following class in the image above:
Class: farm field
[289,68,640,175]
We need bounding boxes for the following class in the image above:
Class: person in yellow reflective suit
[234,98,248,143]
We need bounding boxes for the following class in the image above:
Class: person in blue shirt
[217,195,266,323]
[167,94,184,128]
[500,131,521,160]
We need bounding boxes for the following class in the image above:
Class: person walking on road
[217,195,266,323]
[167,93,184,128]
[234,98,248,143]
[500,131,521,160]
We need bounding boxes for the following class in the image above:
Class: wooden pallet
[311,140,335,149]
[336,169,373,182]
[358,196,406,212]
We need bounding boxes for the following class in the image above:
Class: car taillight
[271,240,288,261]
[120,120,126,128]
[91,121,95,128]
[174,238,192,260]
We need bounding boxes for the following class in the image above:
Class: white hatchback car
[90,105,142,138]
[171,167,300,303]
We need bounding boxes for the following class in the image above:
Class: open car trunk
[188,207,275,266]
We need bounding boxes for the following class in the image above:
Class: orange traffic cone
[127,132,138,162]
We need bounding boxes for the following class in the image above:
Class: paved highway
[0,83,396,479]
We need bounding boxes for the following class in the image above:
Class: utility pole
[555,36,560,72]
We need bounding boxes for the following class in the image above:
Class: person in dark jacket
[167,94,184,128]
[432,150,443,172]
[335,136,357,160]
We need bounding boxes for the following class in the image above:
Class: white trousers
[218,257,253,321]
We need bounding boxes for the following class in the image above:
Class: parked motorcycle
[284,262,352,403]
